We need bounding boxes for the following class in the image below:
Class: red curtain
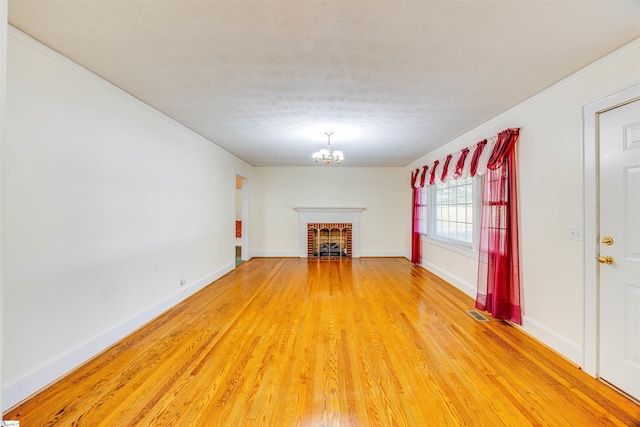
[411,187,422,264]
[411,169,421,264]
[429,160,439,185]
[440,154,453,182]
[469,139,487,177]
[410,166,429,264]
[454,148,470,179]
[476,128,521,324]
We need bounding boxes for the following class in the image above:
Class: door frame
[583,83,640,376]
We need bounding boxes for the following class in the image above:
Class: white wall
[0,0,8,413]
[251,167,409,257]
[406,40,640,365]
[3,29,252,409]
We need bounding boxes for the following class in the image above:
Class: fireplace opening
[308,223,352,258]
[316,229,346,257]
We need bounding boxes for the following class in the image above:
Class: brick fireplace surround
[295,208,365,258]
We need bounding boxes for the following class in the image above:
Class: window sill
[420,235,477,259]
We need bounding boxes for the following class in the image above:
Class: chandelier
[312,131,344,165]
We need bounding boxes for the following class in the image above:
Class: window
[420,176,481,253]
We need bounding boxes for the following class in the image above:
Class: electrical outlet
[568,227,582,241]
[180,275,186,286]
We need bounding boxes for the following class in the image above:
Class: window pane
[429,176,476,246]
[457,205,466,223]
[458,223,466,242]
[456,185,466,204]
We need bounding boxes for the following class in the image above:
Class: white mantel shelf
[295,208,365,258]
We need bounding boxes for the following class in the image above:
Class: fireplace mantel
[295,208,365,258]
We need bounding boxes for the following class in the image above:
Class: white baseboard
[3,262,234,411]
[421,260,476,299]
[250,250,407,259]
[519,316,582,367]
[359,250,406,257]
[250,250,300,257]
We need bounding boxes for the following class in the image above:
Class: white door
[599,98,640,400]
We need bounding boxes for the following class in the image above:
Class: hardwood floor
[5,257,639,426]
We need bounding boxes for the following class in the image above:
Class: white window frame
[420,176,482,258]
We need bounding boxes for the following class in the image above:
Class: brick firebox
[307,223,352,258]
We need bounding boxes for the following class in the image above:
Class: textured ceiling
[8,1,640,166]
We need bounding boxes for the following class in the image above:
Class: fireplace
[295,208,365,258]
[307,223,352,258]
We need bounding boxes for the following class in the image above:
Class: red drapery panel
[411,169,421,264]
[411,187,421,264]
[476,128,521,324]
[410,166,430,264]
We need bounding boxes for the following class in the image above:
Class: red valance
[410,128,520,188]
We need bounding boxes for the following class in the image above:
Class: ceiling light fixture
[312,131,344,165]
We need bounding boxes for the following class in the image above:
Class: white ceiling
[8,1,640,166]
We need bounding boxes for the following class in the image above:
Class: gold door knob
[598,255,614,265]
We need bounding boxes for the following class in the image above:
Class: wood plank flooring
[5,257,640,426]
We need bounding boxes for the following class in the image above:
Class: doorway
[583,83,640,400]
[235,173,249,266]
